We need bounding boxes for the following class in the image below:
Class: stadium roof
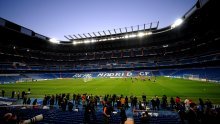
[0,0,196,41]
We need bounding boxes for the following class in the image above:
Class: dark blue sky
[0,0,195,40]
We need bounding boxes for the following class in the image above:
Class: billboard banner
[72,71,151,78]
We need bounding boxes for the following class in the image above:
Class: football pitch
[1,77,220,104]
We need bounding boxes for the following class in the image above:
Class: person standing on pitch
[2,89,5,97]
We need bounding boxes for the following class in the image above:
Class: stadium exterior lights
[102,38,107,41]
[90,39,96,43]
[138,32,145,37]
[84,40,91,44]
[71,31,154,45]
[78,41,84,44]
[129,34,137,38]
[111,37,116,40]
[73,41,83,45]
[163,44,169,48]
[72,41,76,45]
[49,38,60,44]
[115,37,120,40]
[65,21,158,42]
[171,18,183,29]
[146,31,152,35]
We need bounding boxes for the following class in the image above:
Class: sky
[0,0,196,41]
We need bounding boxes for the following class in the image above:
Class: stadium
[0,0,220,123]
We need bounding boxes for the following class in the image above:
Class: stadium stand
[0,0,219,84]
[0,0,220,123]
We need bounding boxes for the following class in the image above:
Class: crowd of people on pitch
[1,88,31,100]
[1,88,33,106]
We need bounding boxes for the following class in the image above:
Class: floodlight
[84,40,90,44]
[129,34,137,38]
[49,38,60,44]
[90,39,96,43]
[73,41,83,45]
[171,18,183,29]
[111,37,116,40]
[72,41,77,45]
[146,32,152,35]
[163,44,168,48]
[77,41,83,44]
[138,32,145,37]
[102,39,107,41]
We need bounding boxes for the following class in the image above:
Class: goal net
[183,74,200,81]
[19,78,33,82]
[83,74,93,82]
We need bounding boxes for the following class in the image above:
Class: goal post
[83,74,93,82]
[183,74,200,81]
[19,78,33,82]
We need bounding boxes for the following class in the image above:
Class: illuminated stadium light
[138,32,145,37]
[65,21,159,42]
[129,34,137,38]
[111,37,116,40]
[49,38,60,44]
[146,31,152,35]
[102,38,107,41]
[72,41,76,45]
[71,31,154,45]
[125,34,136,38]
[73,39,98,45]
[84,40,90,44]
[73,41,83,45]
[90,39,96,43]
[163,44,169,48]
[171,18,183,29]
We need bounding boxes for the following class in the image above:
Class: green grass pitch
[1,77,220,104]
